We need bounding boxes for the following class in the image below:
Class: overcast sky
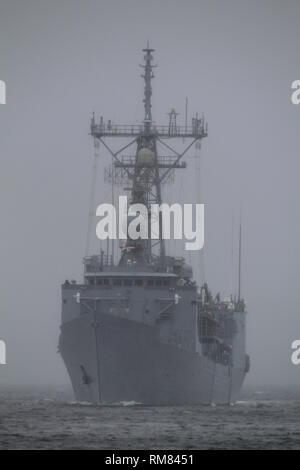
[0,0,300,388]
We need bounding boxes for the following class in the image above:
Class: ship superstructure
[59,46,249,405]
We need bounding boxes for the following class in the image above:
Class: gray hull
[59,310,246,405]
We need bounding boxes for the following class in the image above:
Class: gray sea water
[0,386,299,450]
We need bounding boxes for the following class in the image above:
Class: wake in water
[66,400,142,407]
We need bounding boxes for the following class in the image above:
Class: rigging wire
[195,140,205,286]
[231,211,235,298]
[85,137,100,257]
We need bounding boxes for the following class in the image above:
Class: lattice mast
[90,46,208,269]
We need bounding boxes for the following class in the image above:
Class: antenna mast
[238,221,242,301]
[90,46,208,269]
[141,43,155,133]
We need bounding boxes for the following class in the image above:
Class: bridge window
[135,279,143,287]
[124,279,133,286]
[113,279,122,286]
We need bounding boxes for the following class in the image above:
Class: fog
[0,0,299,388]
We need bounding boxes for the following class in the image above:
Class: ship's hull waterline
[59,311,246,406]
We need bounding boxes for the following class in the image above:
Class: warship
[59,46,249,405]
